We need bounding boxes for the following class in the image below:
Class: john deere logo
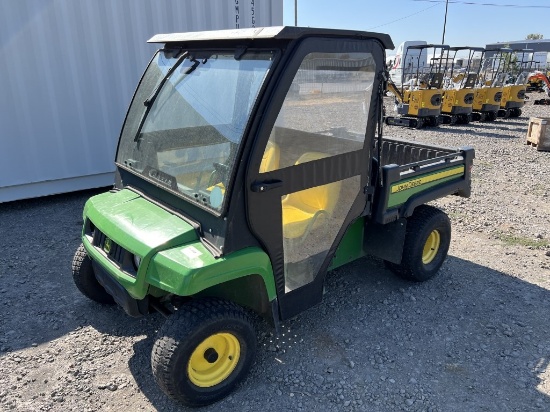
[103,238,112,254]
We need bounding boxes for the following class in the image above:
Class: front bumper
[92,260,149,317]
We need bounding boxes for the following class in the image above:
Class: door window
[282,175,361,291]
[260,51,375,173]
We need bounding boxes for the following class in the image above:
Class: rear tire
[72,243,115,304]
[384,205,451,282]
[152,298,256,407]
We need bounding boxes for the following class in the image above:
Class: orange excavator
[527,71,550,96]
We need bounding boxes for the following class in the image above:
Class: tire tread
[386,205,451,282]
[151,298,255,407]
[72,244,114,304]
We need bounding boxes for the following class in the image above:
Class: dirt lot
[1,100,550,411]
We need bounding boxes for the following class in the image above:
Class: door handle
[251,179,283,192]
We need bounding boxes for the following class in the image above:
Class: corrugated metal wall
[0,0,283,202]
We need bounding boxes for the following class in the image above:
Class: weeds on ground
[497,233,550,249]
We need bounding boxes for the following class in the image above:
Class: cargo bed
[373,136,474,224]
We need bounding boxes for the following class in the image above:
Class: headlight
[133,254,142,270]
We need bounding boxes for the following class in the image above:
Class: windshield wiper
[134,51,189,141]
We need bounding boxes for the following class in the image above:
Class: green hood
[84,189,198,259]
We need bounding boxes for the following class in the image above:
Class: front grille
[87,219,137,277]
[93,230,124,266]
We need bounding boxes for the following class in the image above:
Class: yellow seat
[259,141,280,173]
[282,152,341,239]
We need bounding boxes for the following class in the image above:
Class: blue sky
[282,0,549,53]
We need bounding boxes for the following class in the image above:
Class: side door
[246,36,384,320]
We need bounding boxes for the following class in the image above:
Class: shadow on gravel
[0,187,173,348]
[122,254,550,411]
[433,125,525,139]
[470,121,526,130]
[0,188,114,351]
[2,190,549,411]
[278,255,550,411]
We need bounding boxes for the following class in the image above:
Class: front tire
[72,244,115,304]
[152,298,256,407]
[385,205,451,282]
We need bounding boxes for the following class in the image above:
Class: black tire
[384,205,451,282]
[414,118,424,129]
[72,244,115,304]
[152,298,256,407]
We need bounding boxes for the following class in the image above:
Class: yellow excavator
[471,48,508,122]
[385,44,449,128]
[437,47,477,124]
[439,47,483,125]
[498,49,531,118]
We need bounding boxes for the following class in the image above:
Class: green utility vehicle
[72,26,474,407]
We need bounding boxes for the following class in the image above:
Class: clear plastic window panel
[281,175,361,292]
[260,52,375,173]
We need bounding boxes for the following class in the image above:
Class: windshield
[117,48,275,213]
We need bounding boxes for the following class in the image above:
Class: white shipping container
[0,0,282,202]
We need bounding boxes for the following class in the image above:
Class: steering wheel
[210,162,229,186]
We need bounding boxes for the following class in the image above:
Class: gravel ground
[1,99,550,412]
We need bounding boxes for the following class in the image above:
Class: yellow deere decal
[391,166,465,194]
[103,237,112,254]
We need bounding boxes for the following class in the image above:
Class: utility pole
[295,0,298,26]
[442,0,449,43]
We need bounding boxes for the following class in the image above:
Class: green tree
[526,33,544,40]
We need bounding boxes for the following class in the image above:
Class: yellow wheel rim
[187,333,240,388]
[422,230,441,264]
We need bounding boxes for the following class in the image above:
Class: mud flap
[363,218,407,264]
